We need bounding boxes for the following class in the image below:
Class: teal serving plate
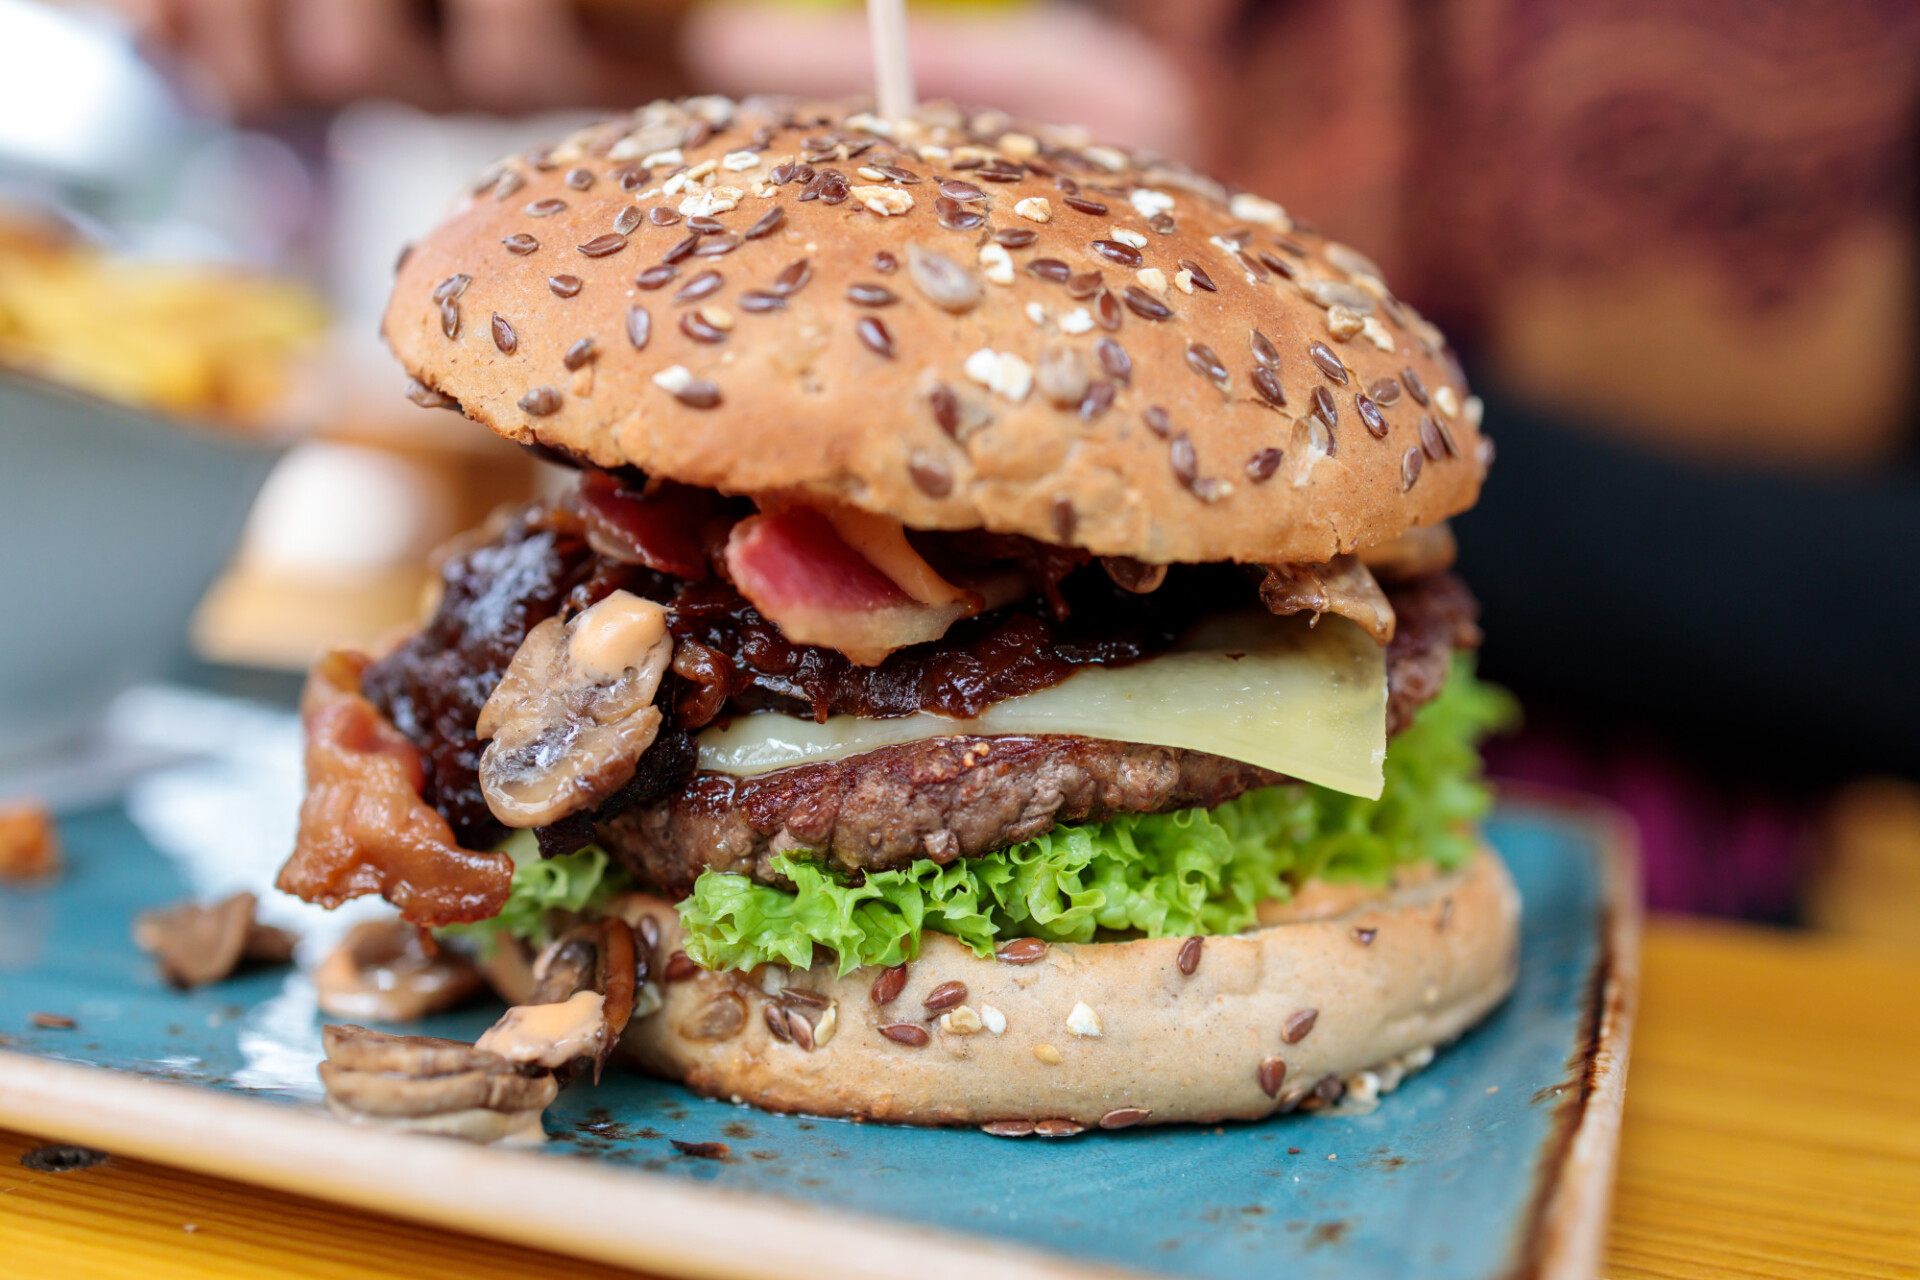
[0,797,1637,1280]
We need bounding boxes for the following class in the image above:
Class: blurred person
[1130,0,1920,921]
[88,0,1920,922]
[96,0,693,116]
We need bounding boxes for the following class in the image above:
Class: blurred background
[0,0,1914,942]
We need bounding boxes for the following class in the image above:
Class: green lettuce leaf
[678,659,1517,975]
[440,829,628,952]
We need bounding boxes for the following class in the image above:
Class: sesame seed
[939,178,985,202]
[1368,376,1401,406]
[1357,395,1387,438]
[934,197,986,232]
[674,270,724,304]
[993,226,1039,248]
[995,937,1048,964]
[1283,1008,1319,1043]
[1122,286,1172,320]
[1169,433,1198,486]
[906,243,983,313]
[1143,406,1171,438]
[1185,342,1229,392]
[846,282,898,307]
[1245,448,1283,482]
[439,299,460,339]
[635,263,678,290]
[870,964,908,1005]
[577,233,628,258]
[923,981,968,1013]
[613,206,643,236]
[625,305,650,349]
[1096,338,1131,384]
[1401,365,1430,405]
[873,250,898,273]
[501,233,538,255]
[1027,257,1071,283]
[983,1120,1034,1138]
[1177,936,1203,975]
[1035,1119,1085,1138]
[679,308,730,343]
[432,274,471,303]
[1078,380,1115,421]
[1063,194,1109,216]
[648,205,682,226]
[518,386,561,415]
[1100,1108,1150,1130]
[692,232,742,257]
[1093,289,1123,330]
[1090,238,1142,268]
[660,233,699,264]
[524,198,567,217]
[1309,342,1350,383]
[1032,1044,1063,1066]
[1259,1057,1289,1098]
[855,315,895,358]
[738,289,785,313]
[880,1023,931,1047]
[908,450,951,496]
[928,384,961,437]
[770,258,812,296]
[490,313,517,354]
[744,206,784,239]
[1312,385,1339,429]
[1252,366,1287,408]
[1178,259,1217,292]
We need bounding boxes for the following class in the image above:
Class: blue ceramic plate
[0,797,1637,1280]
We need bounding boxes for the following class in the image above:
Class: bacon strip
[1257,554,1397,644]
[578,471,721,580]
[724,506,977,666]
[278,650,512,927]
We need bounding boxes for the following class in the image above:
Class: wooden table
[4,917,1916,1280]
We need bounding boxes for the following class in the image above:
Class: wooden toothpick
[866,0,916,123]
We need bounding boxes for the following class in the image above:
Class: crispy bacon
[1257,554,1397,644]
[278,651,512,927]
[577,470,723,580]
[723,506,977,666]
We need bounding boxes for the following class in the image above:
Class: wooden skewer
[866,0,916,123]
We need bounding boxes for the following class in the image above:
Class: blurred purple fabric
[1485,728,1809,923]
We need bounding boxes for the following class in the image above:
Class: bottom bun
[611,841,1519,1130]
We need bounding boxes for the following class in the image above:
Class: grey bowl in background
[0,373,281,764]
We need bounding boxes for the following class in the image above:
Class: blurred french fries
[0,218,324,427]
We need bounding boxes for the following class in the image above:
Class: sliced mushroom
[477,590,675,829]
[1256,554,1397,644]
[133,891,299,989]
[317,1059,557,1117]
[319,1023,560,1142]
[322,1022,501,1075]
[475,917,641,1080]
[1100,556,1169,594]
[313,920,483,1021]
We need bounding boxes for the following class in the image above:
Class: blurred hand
[105,0,690,117]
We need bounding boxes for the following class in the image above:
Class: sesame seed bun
[607,843,1517,1130]
[386,97,1488,566]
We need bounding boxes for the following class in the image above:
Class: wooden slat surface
[4,917,1916,1280]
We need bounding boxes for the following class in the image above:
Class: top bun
[386,97,1487,566]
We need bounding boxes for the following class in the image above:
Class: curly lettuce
[440,829,628,952]
[679,658,1517,974]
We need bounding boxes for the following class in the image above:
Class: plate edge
[1497,789,1644,1280]
[0,1051,1148,1280]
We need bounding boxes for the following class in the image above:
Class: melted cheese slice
[694,612,1388,799]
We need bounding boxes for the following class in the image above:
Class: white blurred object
[326,101,593,407]
[238,439,454,578]
[0,0,187,188]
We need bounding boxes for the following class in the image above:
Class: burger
[279,96,1515,1134]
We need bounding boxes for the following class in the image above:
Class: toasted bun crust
[387,97,1487,565]
[610,843,1518,1129]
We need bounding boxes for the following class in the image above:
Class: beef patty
[601,575,1482,896]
